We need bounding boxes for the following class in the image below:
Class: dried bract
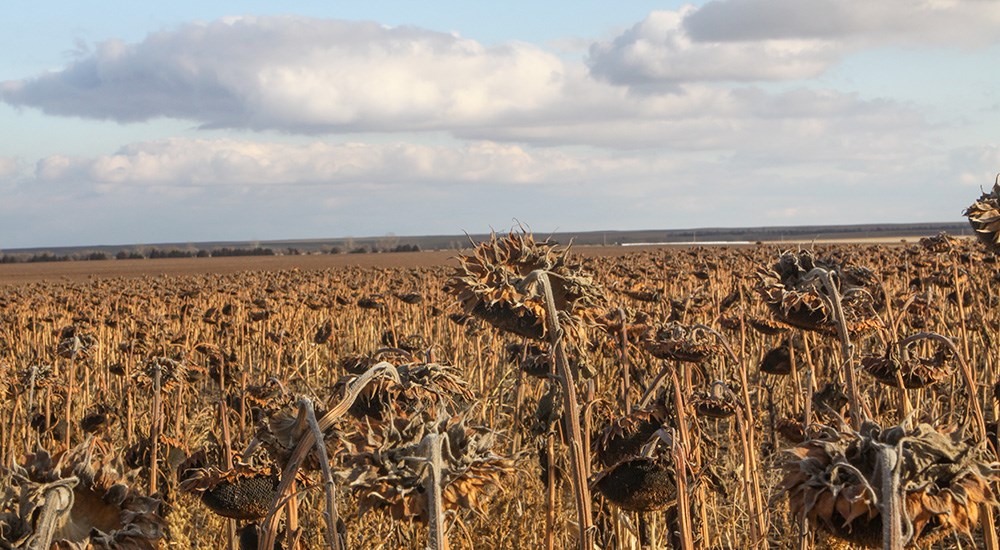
[643,322,719,363]
[1,444,164,549]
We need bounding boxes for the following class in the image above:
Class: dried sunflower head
[1,443,164,548]
[747,316,789,336]
[594,401,668,467]
[133,356,187,392]
[343,412,513,522]
[691,381,741,420]
[860,340,953,389]
[642,322,719,363]
[55,326,98,360]
[179,459,284,521]
[777,421,1000,547]
[595,308,653,344]
[919,232,960,254]
[759,336,804,376]
[445,231,606,342]
[756,251,881,335]
[255,402,345,472]
[964,174,1000,253]
[592,456,675,512]
[333,359,473,421]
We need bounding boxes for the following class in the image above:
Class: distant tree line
[0,243,421,264]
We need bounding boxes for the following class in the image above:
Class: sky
[2,1,1000,249]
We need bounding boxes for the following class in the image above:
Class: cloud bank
[3,2,999,248]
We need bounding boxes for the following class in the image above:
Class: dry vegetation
[3,200,1000,548]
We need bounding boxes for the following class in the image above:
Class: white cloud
[588,1,1000,88]
[29,138,620,187]
[588,9,840,86]
[1,16,565,133]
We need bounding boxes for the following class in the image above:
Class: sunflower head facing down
[446,231,605,342]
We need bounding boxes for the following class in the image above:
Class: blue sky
[2,1,999,249]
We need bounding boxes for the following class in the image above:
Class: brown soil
[0,245,684,286]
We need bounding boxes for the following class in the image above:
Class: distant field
[0,237,939,285]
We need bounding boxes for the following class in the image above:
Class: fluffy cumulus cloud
[0,16,565,132]
[588,8,840,86]
[589,0,1000,88]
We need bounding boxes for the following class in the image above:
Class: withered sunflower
[594,401,669,467]
[964,174,1000,253]
[1,443,164,549]
[445,231,605,342]
[592,456,675,512]
[756,251,881,335]
[777,421,1000,548]
[860,340,953,389]
[179,459,287,521]
[343,413,513,522]
[642,322,719,363]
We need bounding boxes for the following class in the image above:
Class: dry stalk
[149,364,162,495]
[421,431,447,550]
[300,398,342,550]
[532,270,595,549]
[805,267,864,431]
[22,477,78,550]
[878,445,904,550]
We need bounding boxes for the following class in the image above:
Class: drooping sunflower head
[179,457,283,521]
[860,339,953,389]
[756,251,881,335]
[964,174,1000,253]
[592,456,675,512]
[445,231,606,342]
[1,443,164,549]
[343,412,513,522]
[642,322,719,363]
[777,421,1000,547]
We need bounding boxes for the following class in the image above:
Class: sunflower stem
[422,431,447,550]
[534,270,595,550]
[301,398,342,550]
[878,445,903,550]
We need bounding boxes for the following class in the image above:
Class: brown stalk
[149,363,162,495]
[219,401,236,550]
[669,369,695,550]
[878,445,904,550]
[533,270,595,550]
[22,477,78,550]
[421,431,447,550]
[300,398,342,550]
[806,267,864,431]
